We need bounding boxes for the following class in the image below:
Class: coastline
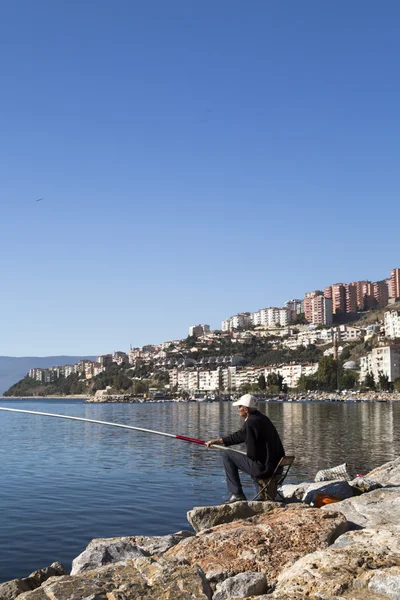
[1,457,400,598]
[0,395,88,400]
[2,391,400,403]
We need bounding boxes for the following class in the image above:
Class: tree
[340,370,359,390]
[364,372,375,389]
[267,372,284,392]
[340,347,351,361]
[258,374,266,390]
[377,371,392,391]
[394,378,400,391]
[317,356,341,391]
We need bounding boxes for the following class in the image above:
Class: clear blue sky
[1,1,400,356]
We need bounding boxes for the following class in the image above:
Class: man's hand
[205,438,223,448]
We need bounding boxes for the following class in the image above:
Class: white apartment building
[285,299,304,318]
[189,324,210,337]
[251,307,290,328]
[170,363,318,392]
[198,369,221,391]
[222,313,252,331]
[384,310,400,339]
[264,363,318,388]
[360,345,400,383]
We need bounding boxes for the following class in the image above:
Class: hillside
[347,301,400,328]
[0,356,97,395]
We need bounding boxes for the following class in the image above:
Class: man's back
[245,410,285,476]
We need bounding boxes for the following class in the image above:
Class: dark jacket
[222,410,285,477]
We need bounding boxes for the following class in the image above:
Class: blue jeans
[222,450,261,496]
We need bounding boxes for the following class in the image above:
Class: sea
[0,397,399,583]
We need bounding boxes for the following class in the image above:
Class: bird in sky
[35,198,43,202]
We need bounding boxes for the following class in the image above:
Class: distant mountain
[0,356,97,395]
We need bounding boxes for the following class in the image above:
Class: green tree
[258,374,266,390]
[267,372,284,392]
[340,370,359,390]
[364,372,375,389]
[377,371,392,391]
[317,356,341,391]
[394,378,400,391]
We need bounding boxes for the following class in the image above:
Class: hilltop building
[384,310,400,339]
[304,291,333,326]
[391,268,400,300]
[360,345,400,383]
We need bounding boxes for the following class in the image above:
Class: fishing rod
[0,407,246,455]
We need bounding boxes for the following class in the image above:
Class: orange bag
[314,493,341,508]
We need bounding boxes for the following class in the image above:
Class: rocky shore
[1,458,400,600]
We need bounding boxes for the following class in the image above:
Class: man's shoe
[224,493,247,504]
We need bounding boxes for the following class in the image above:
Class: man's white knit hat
[232,394,257,408]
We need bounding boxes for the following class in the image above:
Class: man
[206,394,285,503]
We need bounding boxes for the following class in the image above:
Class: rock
[213,572,268,600]
[366,457,400,486]
[70,537,147,575]
[322,486,400,530]
[349,476,382,494]
[28,562,67,586]
[333,528,400,553]
[274,535,400,598]
[302,480,356,505]
[19,557,212,600]
[0,579,35,600]
[187,501,282,532]
[0,562,66,600]
[276,483,309,502]
[368,566,400,599]
[166,505,348,584]
[70,531,193,575]
[129,530,194,555]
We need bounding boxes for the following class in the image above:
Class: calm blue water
[0,398,400,582]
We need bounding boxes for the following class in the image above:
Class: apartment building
[360,345,400,383]
[384,310,400,339]
[373,280,389,308]
[284,299,304,319]
[304,291,333,325]
[96,354,113,367]
[390,268,400,300]
[189,324,210,338]
[198,368,222,391]
[222,313,252,331]
[251,307,290,328]
[331,283,346,314]
[331,325,363,342]
[170,363,318,392]
[345,283,357,313]
[265,363,318,388]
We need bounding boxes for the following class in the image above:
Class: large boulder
[18,557,212,600]
[187,501,282,532]
[366,457,400,486]
[333,528,400,553]
[166,505,348,584]
[273,532,400,598]
[276,482,309,502]
[71,531,193,575]
[368,566,400,599]
[321,486,400,530]
[213,572,268,600]
[0,563,66,600]
[70,537,147,575]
